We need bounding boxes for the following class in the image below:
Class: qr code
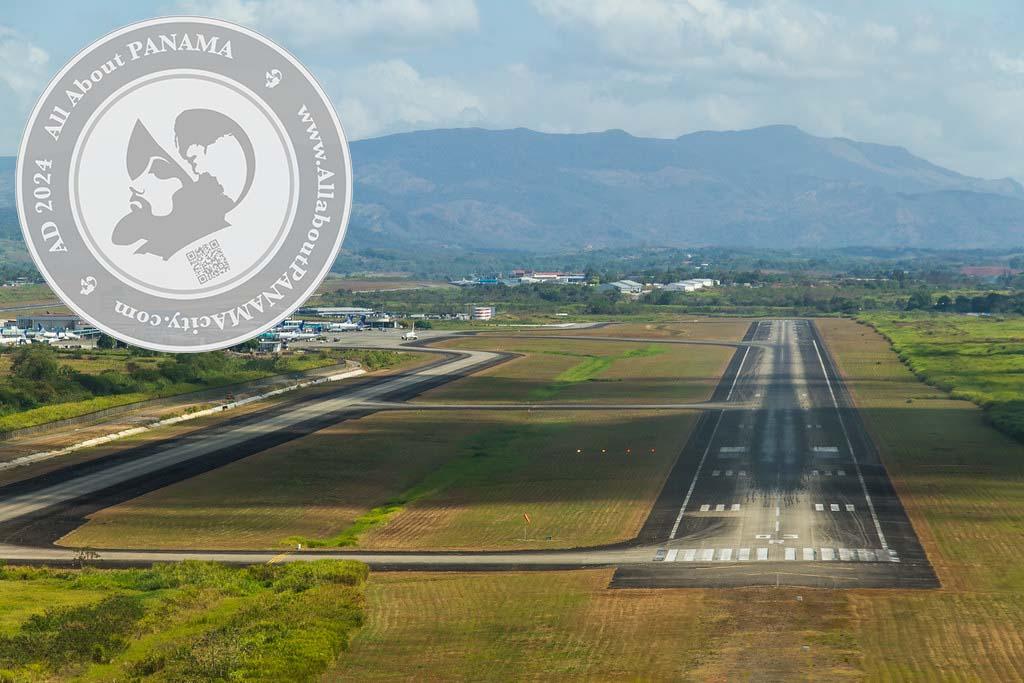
[186,239,230,284]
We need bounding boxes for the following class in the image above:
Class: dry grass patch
[59,410,492,550]
[62,407,698,552]
[424,336,732,404]
[331,570,862,681]
[498,318,753,341]
[360,410,697,550]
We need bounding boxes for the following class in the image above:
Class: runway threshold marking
[811,337,889,550]
[267,552,291,564]
[669,345,751,540]
[657,547,898,563]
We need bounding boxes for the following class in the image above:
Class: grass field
[331,569,861,681]
[424,335,734,404]
[498,318,754,341]
[0,283,55,306]
[818,317,1024,679]
[860,311,1024,441]
[62,408,698,551]
[0,561,366,681]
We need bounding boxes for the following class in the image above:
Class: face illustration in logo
[112,109,256,260]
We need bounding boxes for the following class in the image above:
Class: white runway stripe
[714,504,725,512]
[650,546,898,563]
[846,504,855,512]
[815,503,824,511]
[712,470,720,477]
[699,504,710,512]
[731,504,741,511]
[830,504,840,511]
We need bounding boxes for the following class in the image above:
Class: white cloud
[532,0,900,80]
[177,0,479,45]
[0,26,49,99]
[0,26,50,153]
[330,60,483,139]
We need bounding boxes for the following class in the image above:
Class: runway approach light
[626,448,632,454]
[576,449,582,453]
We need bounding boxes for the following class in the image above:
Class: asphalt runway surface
[612,319,937,588]
[0,322,937,588]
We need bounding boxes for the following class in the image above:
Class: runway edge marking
[810,334,888,550]
[669,344,750,540]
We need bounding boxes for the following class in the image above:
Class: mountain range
[4,124,1024,251]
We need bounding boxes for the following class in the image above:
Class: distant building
[472,306,495,320]
[598,280,644,295]
[16,313,81,332]
[663,278,718,293]
[258,339,284,353]
[663,281,700,292]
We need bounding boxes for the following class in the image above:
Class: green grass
[0,561,367,682]
[859,311,1024,441]
[0,283,55,306]
[0,347,396,435]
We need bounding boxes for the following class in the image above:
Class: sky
[3,0,1024,180]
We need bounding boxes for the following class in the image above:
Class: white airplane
[329,322,362,332]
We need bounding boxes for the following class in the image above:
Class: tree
[905,290,932,311]
[96,334,116,349]
[10,345,61,383]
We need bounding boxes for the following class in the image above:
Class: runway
[612,319,936,588]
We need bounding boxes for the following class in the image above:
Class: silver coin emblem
[17,17,351,351]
